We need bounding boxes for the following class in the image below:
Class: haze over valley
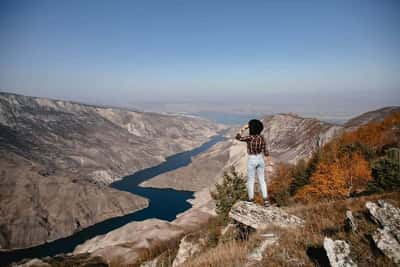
[1,1,400,266]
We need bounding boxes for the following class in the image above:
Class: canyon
[0,92,224,251]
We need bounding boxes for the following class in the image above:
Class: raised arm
[235,125,251,142]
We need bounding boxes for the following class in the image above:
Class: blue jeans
[247,154,267,200]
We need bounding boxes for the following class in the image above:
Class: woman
[235,119,271,207]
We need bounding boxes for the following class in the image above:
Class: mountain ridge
[0,92,224,250]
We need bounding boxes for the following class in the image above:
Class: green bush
[339,142,376,162]
[210,166,247,219]
[368,157,400,192]
[290,152,320,195]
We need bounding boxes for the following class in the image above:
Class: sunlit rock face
[262,113,343,164]
[0,92,223,250]
[0,92,224,185]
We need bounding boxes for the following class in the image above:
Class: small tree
[210,166,247,219]
[368,157,400,192]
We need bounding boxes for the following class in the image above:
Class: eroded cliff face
[0,152,148,250]
[262,113,343,164]
[0,92,224,250]
[0,92,224,185]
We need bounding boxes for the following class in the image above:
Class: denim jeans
[247,154,267,200]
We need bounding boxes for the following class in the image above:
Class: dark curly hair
[248,119,264,135]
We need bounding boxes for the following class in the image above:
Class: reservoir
[0,134,224,266]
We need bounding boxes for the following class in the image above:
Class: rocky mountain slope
[345,106,400,129]
[0,92,223,185]
[142,113,343,191]
[0,92,224,250]
[142,108,399,193]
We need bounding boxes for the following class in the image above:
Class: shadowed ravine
[0,134,225,266]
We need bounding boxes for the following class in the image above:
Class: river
[0,134,224,266]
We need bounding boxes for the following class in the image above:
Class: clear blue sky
[0,0,399,114]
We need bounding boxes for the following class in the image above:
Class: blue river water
[0,134,224,266]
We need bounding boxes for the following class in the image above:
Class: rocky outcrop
[372,228,400,266]
[229,201,305,230]
[323,237,357,267]
[172,234,205,267]
[366,200,400,241]
[73,219,185,266]
[366,200,400,265]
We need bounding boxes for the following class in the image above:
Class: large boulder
[366,200,400,265]
[323,237,357,267]
[228,201,305,230]
[366,200,400,241]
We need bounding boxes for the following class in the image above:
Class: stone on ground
[323,237,357,267]
[345,210,357,232]
[366,200,400,265]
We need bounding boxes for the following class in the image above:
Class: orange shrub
[268,163,295,206]
[341,112,400,150]
[295,152,372,203]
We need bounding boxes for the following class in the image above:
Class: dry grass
[260,192,400,267]
[184,241,250,267]
[110,192,400,267]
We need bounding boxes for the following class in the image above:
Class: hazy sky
[1,0,399,115]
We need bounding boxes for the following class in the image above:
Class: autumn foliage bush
[268,163,294,206]
[293,112,400,203]
[265,113,400,204]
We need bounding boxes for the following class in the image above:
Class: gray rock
[366,200,400,241]
[323,237,357,267]
[229,201,305,230]
[366,200,400,265]
[372,227,400,266]
[345,210,357,232]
